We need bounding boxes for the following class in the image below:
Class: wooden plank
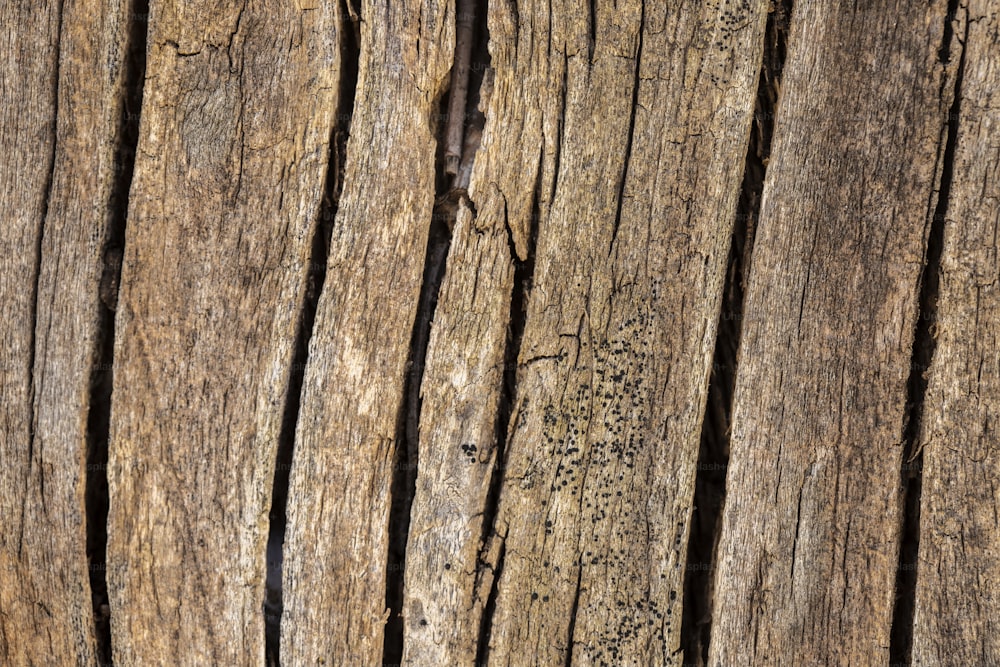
[399,1,529,661]
[419,1,769,664]
[0,0,130,662]
[279,0,455,663]
[709,2,958,665]
[104,1,341,663]
[400,194,515,666]
[912,5,1000,665]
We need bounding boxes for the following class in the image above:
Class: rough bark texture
[709,1,960,665]
[105,1,341,664]
[0,0,130,662]
[279,1,454,664]
[912,4,1000,665]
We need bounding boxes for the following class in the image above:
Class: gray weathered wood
[710,2,960,665]
[912,4,1000,665]
[105,1,341,663]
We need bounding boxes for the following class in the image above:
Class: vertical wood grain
[0,0,131,662]
[710,2,959,664]
[105,1,341,663]
[912,4,1000,665]
[279,0,454,663]
[436,1,769,664]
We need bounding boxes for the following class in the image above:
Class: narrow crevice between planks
[608,0,644,255]
[384,166,453,667]
[888,3,965,663]
[383,2,491,662]
[381,90,449,667]
[83,1,148,662]
[475,537,506,667]
[475,144,542,667]
[25,0,64,505]
[262,2,359,663]
[563,567,584,667]
[586,0,597,64]
[680,3,791,664]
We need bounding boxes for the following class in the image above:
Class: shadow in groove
[680,2,791,664]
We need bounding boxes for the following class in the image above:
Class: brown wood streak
[913,3,1000,665]
[105,0,341,663]
[485,1,769,662]
[397,0,769,664]
[279,0,454,663]
[710,1,960,665]
[0,0,131,662]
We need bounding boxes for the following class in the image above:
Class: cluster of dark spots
[702,0,755,85]
[534,305,661,577]
[460,442,478,463]
[584,592,672,666]
[715,0,753,47]
[589,309,654,481]
[535,300,695,664]
[542,391,587,494]
[529,591,552,602]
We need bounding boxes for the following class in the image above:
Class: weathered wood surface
[105,1,341,664]
[0,0,130,662]
[5,0,1000,665]
[710,1,961,665]
[402,0,769,665]
[279,0,454,663]
[912,5,1000,665]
